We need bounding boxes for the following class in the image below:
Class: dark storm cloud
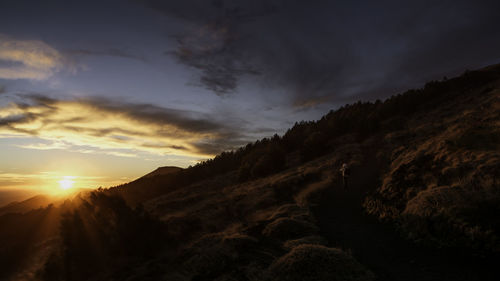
[144,0,500,105]
[0,114,28,126]
[0,93,252,155]
[147,0,282,95]
[66,48,148,62]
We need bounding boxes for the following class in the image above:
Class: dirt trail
[312,153,498,281]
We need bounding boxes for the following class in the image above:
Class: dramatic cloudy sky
[1,0,499,198]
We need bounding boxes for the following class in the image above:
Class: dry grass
[181,232,260,278]
[283,235,328,250]
[365,82,500,252]
[125,156,348,280]
[262,217,319,240]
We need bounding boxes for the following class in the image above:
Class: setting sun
[58,176,75,190]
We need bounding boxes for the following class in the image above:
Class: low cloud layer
[0,34,70,80]
[0,94,251,157]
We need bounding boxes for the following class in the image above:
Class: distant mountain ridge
[0,189,38,207]
[0,187,93,216]
[0,194,53,216]
[141,166,183,179]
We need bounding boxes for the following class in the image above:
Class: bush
[401,185,500,252]
[262,217,318,240]
[267,244,374,281]
[182,232,258,277]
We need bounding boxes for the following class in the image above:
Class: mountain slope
[364,72,500,252]
[14,63,500,281]
[141,166,183,179]
[0,194,53,216]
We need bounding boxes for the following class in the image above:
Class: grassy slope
[86,64,499,280]
[364,72,500,252]
[133,149,374,280]
[145,65,499,279]
[8,63,498,280]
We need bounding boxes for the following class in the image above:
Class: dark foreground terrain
[0,64,499,280]
[314,149,499,281]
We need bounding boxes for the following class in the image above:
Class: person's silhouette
[339,163,350,189]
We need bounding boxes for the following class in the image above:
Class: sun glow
[58,176,75,190]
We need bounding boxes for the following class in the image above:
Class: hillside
[0,195,53,216]
[141,166,183,179]
[0,189,39,207]
[1,63,499,280]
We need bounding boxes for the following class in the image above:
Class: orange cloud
[0,94,249,158]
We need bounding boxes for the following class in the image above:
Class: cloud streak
[0,34,71,80]
[66,48,148,62]
[0,93,251,157]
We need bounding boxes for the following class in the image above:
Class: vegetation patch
[401,185,500,252]
[283,235,328,250]
[446,126,500,151]
[267,244,374,281]
[262,217,319,241]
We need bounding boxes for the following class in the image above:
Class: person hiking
[339,163,350,189]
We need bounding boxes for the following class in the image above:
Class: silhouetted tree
[38,191,167,281]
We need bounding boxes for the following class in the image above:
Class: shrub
[262,217,318,240]
[182,232,258,277]
[267,244,374,281]
[401,185,500,252]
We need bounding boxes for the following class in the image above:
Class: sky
[1,0,500,200]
